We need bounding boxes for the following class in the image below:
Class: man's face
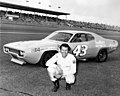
[60,46,69,58]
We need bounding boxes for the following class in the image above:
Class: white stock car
[3,30,118,67]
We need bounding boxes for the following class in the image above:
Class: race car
[3,30,118,67]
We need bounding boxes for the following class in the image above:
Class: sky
[0,0,120,26]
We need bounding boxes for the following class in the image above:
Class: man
[46,43,76,92]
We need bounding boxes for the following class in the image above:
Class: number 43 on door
[73,45,88,57]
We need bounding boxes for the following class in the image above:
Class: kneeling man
[46,43,76,92]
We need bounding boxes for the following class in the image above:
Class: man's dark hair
[60,43,71,51]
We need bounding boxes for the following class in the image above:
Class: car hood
[4,39,62,50]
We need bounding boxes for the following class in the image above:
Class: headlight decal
[19,51,25,57]
[4,47,9,53]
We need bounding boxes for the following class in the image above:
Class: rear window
[86,34,94,41]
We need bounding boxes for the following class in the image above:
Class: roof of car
[55,30,103,39]
[56,30,95,34]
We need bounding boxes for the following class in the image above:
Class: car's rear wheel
[96,49,108,62]
[40,51,57,68]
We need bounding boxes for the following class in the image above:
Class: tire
[40,51,57,68]
[96,49,108,62]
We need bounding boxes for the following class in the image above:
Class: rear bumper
[108,47,117,54]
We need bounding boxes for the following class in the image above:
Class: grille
[9,48,20,55]
[11,54,18,59]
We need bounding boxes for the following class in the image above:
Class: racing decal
[73,60,76,64]
[34,48,40,52]
[73,45,88,57]
[95,40,106,47]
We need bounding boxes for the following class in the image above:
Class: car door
[69,33,97,59]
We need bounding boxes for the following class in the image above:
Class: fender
[40,46,59,54]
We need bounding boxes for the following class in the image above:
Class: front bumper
[3,46,26,65]
[11,57,26,65]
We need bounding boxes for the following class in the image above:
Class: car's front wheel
[40,51,57,68]
[96,49,108,62]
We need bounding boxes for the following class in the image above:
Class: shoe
[52,80,59,92]
[66,83,71,90]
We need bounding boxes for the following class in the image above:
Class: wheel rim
[98,50,107,62]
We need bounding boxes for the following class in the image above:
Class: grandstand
[0,1,70,26]
[0,1,120,31]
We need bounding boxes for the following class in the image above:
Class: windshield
[45,32,73,42]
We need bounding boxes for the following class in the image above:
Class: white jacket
[46,53,76,75]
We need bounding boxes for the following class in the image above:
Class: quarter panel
[24,49,42,64]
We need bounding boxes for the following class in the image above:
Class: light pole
[26,0,29,3]
[38,2,41,8]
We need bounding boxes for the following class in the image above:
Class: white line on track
[101,35,120,37]
[0,31,120,37]
[0,32,49,35]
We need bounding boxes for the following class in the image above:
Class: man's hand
[54,65,63,79]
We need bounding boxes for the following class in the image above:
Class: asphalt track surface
[0,23,120,96]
